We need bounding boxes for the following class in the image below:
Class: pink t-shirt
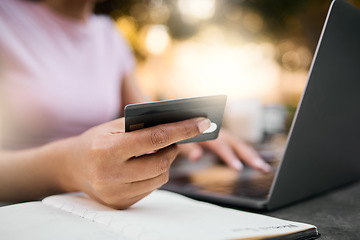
[0,0,135,149]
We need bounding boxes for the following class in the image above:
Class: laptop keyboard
[192,169,275,199]
[165,149,282,201]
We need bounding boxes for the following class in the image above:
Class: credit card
[125,95,227,144]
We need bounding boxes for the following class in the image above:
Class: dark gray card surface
[125,95,227,144]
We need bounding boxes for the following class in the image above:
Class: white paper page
[0,202,130,240]
[43,190,317,240]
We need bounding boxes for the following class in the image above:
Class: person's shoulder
[0,0,31,9]
[91,14,117,32]
[0,0,37,26]
[91,14,128,43]
[0,0,15,7]
[0,0,23,13]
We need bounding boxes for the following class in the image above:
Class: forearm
[0,137,76,202]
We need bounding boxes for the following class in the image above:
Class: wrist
[42,136,80,194]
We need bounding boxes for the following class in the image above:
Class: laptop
[162,0,360,210]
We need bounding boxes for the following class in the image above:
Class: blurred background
[95,0,360,144]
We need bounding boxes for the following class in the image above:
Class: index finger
[124,117,211,157]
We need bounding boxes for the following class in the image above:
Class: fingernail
[232,159,243,171]
[262,163,272,173]
[254,158,272,173]
[197,118,211,133]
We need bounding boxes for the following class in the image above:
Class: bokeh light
[177,0,216,23]
[100,0,339,109]
[144,25,170,55]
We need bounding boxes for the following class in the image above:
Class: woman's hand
[54,117,211,209]
[179,129,272,173]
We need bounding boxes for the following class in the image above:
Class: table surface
[265,181,360,240]
[1,181,359,239]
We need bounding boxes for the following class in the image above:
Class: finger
[125,171,170,199]
[124,190,154,209]
[124,117,210,157]
[93,170,169,209]
[178,143,204,162]
[204,138,244,171]
[122,145,178,182]
[106,190,154,210]
[222,131,272,173]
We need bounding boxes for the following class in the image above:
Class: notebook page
[42,190,318,240]
[0,202,131,240]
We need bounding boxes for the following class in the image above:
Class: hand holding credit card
[125,95,227,144]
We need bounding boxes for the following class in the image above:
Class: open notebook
[0,190,318,240]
